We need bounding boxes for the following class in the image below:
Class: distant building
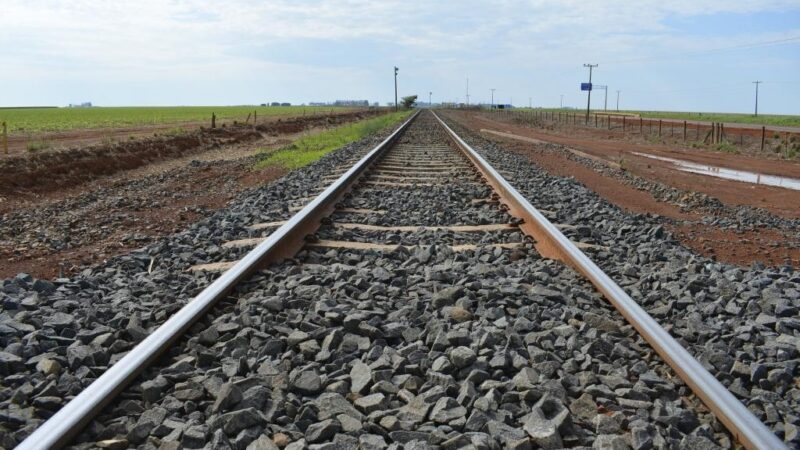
[270,102,281,106]
[68,102,92,108]
[280,102,291,106]
[334,100,369,107]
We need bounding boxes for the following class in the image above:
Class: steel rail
[432,111,785,450]
[16,110,420,450]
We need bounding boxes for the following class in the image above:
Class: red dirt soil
[457,112,800,219]
[0,109,367,156]
[0,110,384,208]
[0,111,379,279]
[445,111,800,268]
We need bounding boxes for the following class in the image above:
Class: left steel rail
[15,110,419,450]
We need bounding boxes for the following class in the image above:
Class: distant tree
[401,95,418,109]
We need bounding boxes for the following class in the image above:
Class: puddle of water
[631,152,800,192]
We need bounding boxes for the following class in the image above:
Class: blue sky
[1,0,798,114]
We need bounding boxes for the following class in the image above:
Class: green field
[513,108,800,128]
[256,110,412,170]
[0,106,356,134]
[626,110,799,127]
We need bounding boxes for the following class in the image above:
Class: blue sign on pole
[581,83,592,91]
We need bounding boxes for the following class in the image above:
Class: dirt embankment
[444,110,800,268]
[0,110,383,200]
[460,111,800,218]
[0,110,384,279]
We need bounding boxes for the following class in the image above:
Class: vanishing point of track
[17,111,785,449]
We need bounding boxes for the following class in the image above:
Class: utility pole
[616,90,620,112]
[583,63,597,123]
[560,94,563,108]
[490,88,496,109]
[466,77,470,106]
[429,91,432,108]
[753,81,762,116]
[394,66,399,111]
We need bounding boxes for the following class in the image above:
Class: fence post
[761,126,766,152]
[254,110,257,124]
[595,115,598,127]
[622,116,626,133]
[658,120,662,137]
[211,113,216,129]
[683,121,687,141]
[2,121,7,155]
[640,118,643,133]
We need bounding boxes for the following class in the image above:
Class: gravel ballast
[0,112,795,449]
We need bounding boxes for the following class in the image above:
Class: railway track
[15,111,784,449]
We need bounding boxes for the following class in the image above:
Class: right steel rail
[433,111,785,450]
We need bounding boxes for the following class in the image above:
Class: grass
[512,107,800,128]
[628,110,800,128]
[26,140,51,152]
[0,106,357,134]
[715,141,738,154]
[256,110,412,170]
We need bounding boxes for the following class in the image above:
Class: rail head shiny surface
[15,110,420,450]
[431,111,786,450]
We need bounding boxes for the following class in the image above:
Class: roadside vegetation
[256,110,412,170]
[25,140,51,152]
[520,108,800,127]
[0,106,356,133]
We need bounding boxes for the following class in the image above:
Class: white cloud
[0,0,798,109]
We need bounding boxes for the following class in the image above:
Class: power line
[599,35,800,65]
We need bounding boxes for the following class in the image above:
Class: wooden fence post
[658,120,662,137]
[622,116,626,133]
[254,110,257,124]
[761,126,766,152]
[211,113,216,129]
[683,121,687,141]
[595,115,598,127]
[2,121,7,155]
[640,118,643,133]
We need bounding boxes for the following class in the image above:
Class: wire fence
[482,109,800,158]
